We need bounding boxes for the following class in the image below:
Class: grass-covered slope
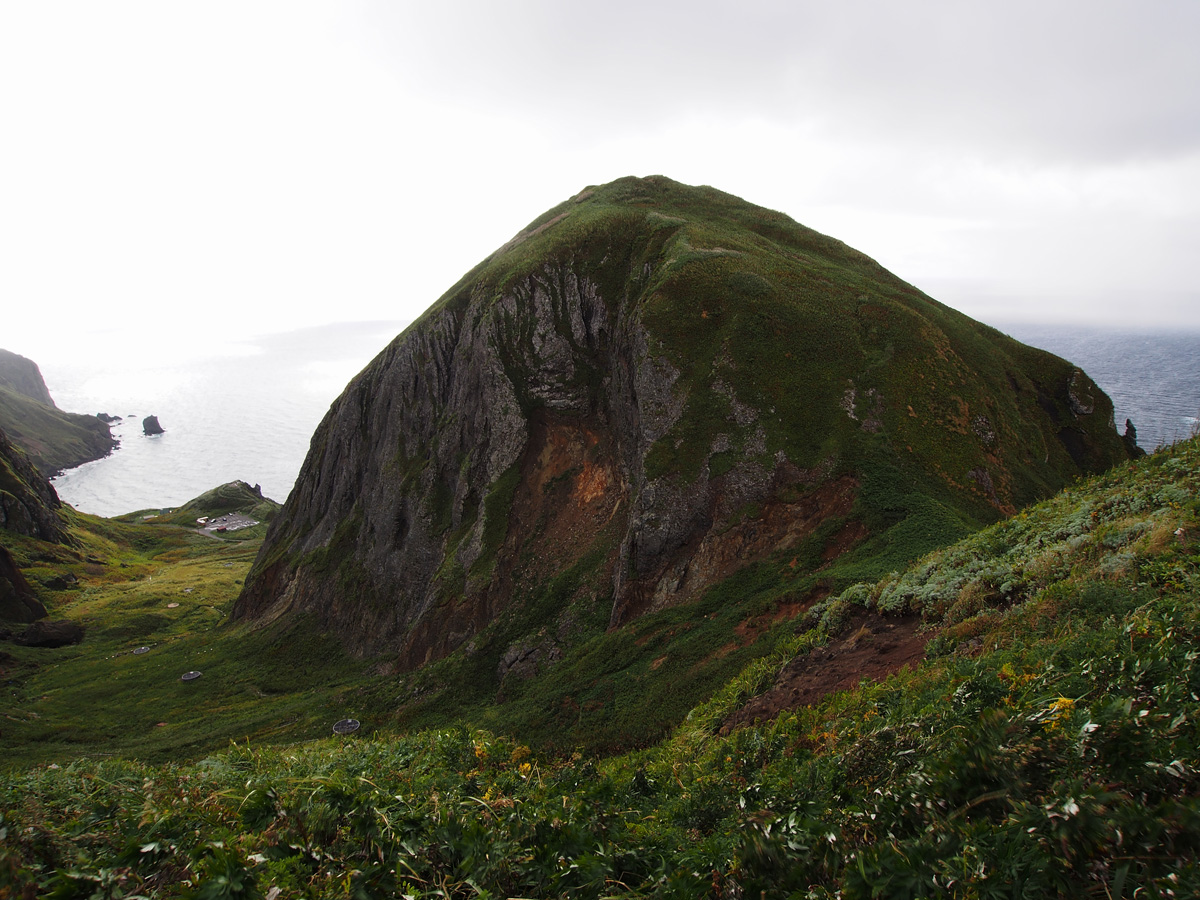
[0,490,354,771]
[124,480,282,532]
[0,384,115,474]
[2,434,1196,898]
[0,349,56,408]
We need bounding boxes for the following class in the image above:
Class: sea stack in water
[234,175,1135,675]
[143,415,165,436]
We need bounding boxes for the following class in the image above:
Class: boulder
[16,618,84,648]
[42,572,79,591]
[143,415,165,436]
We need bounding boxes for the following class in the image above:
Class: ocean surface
[39,321,1199,519]
[997,323,1200,452]
[45,321,407,517]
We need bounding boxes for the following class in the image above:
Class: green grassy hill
[2,434,1196,897]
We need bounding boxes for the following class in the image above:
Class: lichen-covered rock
[234,176,1134,671]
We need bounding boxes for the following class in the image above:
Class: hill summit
[234,176,1131,680]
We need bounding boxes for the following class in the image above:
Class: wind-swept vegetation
[3,437,1197,897]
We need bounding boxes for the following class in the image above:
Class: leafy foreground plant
[3,438,1199,898]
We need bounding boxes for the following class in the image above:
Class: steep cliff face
[0,349,116,474]
[0,349,56,408]
[234,176,1131,672]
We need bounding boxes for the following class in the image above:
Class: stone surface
[142,415,165,435]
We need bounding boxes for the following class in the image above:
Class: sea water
[38,321,1200,519]
[45,321,406,517]
[999,324,1200,452]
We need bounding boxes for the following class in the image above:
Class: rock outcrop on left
[0,349,116,474]
[234,175,1135,696]
[0,428,65,544]
[0,545,47,623]
[0,427,65,622]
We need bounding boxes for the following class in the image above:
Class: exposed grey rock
[972,414,998,448]
[1123,419,1146,459]
[42,572,78,591]
[233,246,785,664]
[497,639,562,684]
[143,415,165,435]
[1068,369,1095,417]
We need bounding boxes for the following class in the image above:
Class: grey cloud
[349,0,1200,163]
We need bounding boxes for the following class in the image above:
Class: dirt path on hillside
[720,612,927,733]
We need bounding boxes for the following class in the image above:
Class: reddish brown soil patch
[821,519,869,564]
[714,587,829,660]
[719,612,928,734]
[504,412,626,590]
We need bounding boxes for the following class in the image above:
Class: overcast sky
[3,0,1198,366]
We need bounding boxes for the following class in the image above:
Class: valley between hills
[2,177,1198,897]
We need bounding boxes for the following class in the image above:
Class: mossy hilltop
[234,176,1131,741]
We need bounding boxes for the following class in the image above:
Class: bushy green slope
[3,436,1196,898]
